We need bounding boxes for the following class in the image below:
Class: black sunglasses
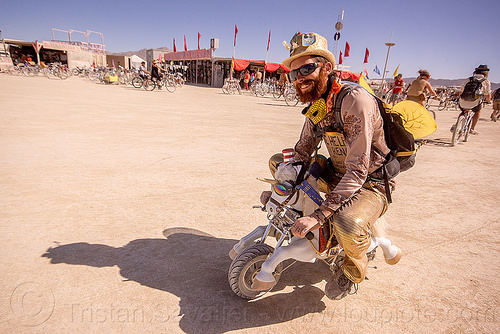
[289,62,323,81]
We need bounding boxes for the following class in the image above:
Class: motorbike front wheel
[228,244,283,299]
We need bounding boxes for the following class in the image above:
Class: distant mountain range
[379,77,499,91]
[108,47,172,60]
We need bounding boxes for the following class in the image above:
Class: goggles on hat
[272,181,295,196]
[290,32,317,52]
[289,62,323,81]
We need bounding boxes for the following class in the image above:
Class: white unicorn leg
[229,226,268,260]
[251,236,318,290]
[370,236,402,265]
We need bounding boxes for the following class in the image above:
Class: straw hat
[153,59,158,64]
[282,32,336,69]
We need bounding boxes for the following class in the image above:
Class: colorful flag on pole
[158,52,162,63]
[363,65,369,79]
[393,64,400,77]
[173,38,176,52]
[198,32,201,50]
[112,59,115,68]
[267,30,271,51]
[344,41,350,57]
[339,50,343,65]
[184,35,187,51]
[234,24,238,47]
[374,65,380,75]
[363,48,369,63]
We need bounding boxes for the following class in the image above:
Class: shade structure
[232,58,290,72]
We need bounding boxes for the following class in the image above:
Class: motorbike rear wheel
[228,244,283,299]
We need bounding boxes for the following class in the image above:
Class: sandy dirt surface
[1,74,499,334]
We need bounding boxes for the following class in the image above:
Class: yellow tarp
[391,100,437,139]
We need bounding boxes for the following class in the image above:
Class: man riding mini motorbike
[229,32,402,300]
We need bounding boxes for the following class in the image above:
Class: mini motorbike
[228,160,402,300]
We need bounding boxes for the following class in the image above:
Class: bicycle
[437,88,460,111]
[283,84,299,106]
[222,78,242,95]
[42,63,69,80]
[424,95,437,119]
[271,84,285,99]
[451,109,475,146]
[143,74,176,92]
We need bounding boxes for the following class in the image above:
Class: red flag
[363,48,369,63]
[339,51,343,65]
[267,30,271,51]
[184,35,187,52]
[234,24,238,47]
[198,32,201,50]
[363,65,369,77]
[158,52,162,62]
[344,41,350,57]
[173,38,176,52]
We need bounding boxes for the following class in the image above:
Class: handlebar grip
[306,232,314,240]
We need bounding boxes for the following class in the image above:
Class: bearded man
[262,32,401,300]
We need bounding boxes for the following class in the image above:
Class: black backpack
[460,76,485,102]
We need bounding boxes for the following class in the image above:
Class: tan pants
[269,153,387,283]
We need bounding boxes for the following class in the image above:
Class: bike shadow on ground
[42,227,330,333]
[422,138,453,147]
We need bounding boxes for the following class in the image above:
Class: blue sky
[2,0,499,82]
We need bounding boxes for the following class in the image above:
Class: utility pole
[379,29,395,98]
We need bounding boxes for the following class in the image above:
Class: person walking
[389,74,405,106]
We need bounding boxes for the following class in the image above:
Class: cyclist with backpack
[455,65,491,134]
[268,32,401,300]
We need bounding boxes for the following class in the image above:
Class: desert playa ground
[0,74,499,334]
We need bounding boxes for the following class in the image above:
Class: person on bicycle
[255,32,401,300]
[455,65,491,134]
[389,74,405,106]
[151,59,168,88]
[491,88,500,122]
[406,70,438,106]
[139,61,149,80]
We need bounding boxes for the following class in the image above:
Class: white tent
[130,55,146,69]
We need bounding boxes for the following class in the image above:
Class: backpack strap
[332,82,395,203]
[332,83,361,130]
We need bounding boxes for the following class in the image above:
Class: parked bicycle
[283,83,299,106]
[222,78,242,95]
[42,63,69,80]
[438,88,460,111]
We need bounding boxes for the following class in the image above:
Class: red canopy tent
[232,58,290,73]
[336,71,361,81]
